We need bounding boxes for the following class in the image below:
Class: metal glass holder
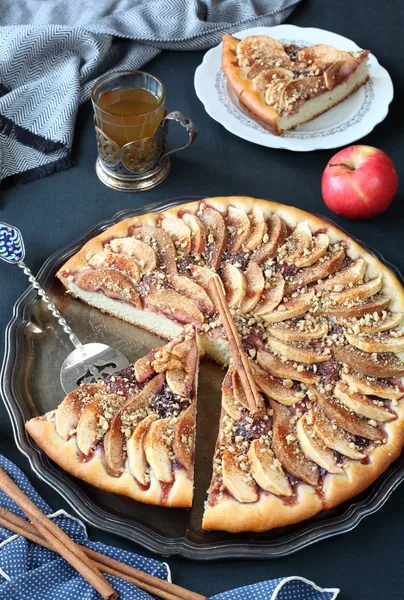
[95,111,198,192]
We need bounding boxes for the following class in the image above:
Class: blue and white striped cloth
[0,454,339,599]
[0,0,301,186]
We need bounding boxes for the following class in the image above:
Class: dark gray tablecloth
[1,1,404,598]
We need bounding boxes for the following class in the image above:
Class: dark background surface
[1,1,404,598]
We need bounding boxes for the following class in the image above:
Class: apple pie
[26,327,199,507]
[26,197,404,532]
[222,34,370,135]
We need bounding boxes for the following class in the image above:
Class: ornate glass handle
[0,222,83,350]
[160,111,198,159]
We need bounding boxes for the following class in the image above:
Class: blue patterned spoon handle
[0,222,82,350]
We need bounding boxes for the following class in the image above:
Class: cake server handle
[0,222,83,350]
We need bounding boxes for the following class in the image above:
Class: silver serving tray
[2,196,404,560]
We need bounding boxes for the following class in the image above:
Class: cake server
[0,223,130,394]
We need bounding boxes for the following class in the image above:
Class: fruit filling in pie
[221,34,370,135]
[26,197,404,532]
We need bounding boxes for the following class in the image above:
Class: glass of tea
[92,71,166,147]
[91,70,197,192]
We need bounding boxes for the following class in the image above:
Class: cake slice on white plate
[222,34,369,135]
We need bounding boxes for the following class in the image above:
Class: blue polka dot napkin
[0,454,339,599]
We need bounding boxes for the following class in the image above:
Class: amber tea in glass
[92,71,166,148]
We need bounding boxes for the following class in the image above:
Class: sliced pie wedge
[26,329,200,508]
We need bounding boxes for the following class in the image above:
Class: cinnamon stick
[0,468,117,600]
[0,507,206,600]
[209,276,260,413]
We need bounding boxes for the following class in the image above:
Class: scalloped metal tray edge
[1,196,404,560]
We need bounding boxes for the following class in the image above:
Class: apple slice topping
[144,417,175,483]
[347,311,403,334]
[268,321,328,343]
[310,386,384,441]
[169,274,214,315]
[311,407,366,460]
[226,206,251,253]
[250,360,304,406]
[256,350,319,384]
[244,207,267,251]
[76,269,142,308]
[132,224,178,274]
[252,68,294,91]
[255,213,287,264]
[146,288,204,325]
[344,331,404,354]
[221,263,247,308]
[76,393,126,456]
[241,262,265,313]
[266,335,330,364]
[340,371,404,401]
[297,44,356,67]
[316,258,366,291]
[327,276,383,304]
[127,414,157,486]
[222,449,258,503]
[271,400,319,486]
[282,222,312,264]
[254,272,285,316]
[295,234,330,268]
[334,381,395,422]
[89,250,141,283]
[319,296,391,319]
[222,367,243,420]
[280,76,326,110]
[109,237,157,275]
[284,248,345,294]
[134,350,157,383]
[261,290,315,323]
[232,369,250,409]
[55,383,104,441]
[181,213,206,254]
[248,439,292,496]
[265,80,288,105]
[104,374,165,476]
[296,413,344,473]
[324,60,345,89]
[236,35,285,67]
[173,404,195,472]
[160,214,192,254]
[334,346,404,378]
[198,206,227,269]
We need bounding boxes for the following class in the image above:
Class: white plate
[194,25,393,151]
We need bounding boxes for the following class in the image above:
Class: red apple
[321,145,398,219]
